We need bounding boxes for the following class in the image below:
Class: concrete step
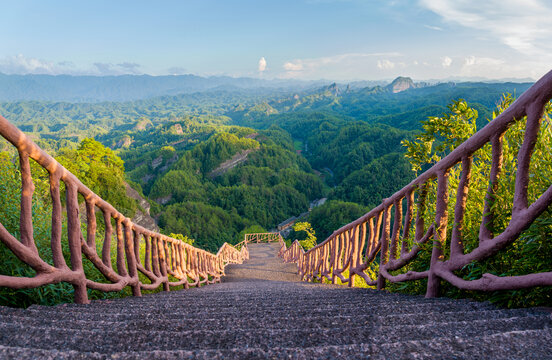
[0,315,549,353]
[0,308,545,332]
[12,301,499,324]
[75,294,487,308]
[0,328,550,359]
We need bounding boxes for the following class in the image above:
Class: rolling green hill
[0,77,534,251]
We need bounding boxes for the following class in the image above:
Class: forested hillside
[96,118,324,251]
[0,77,535,252]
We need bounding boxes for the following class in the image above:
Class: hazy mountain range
[0,72,534,103]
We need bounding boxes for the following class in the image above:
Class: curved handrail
[0,115,249,303]
[280,69,552,296]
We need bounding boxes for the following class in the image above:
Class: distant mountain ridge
[1,72,530,103]
[308,76,424,98]
[0,73,324,102]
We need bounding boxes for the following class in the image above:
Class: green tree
[401,99,477,174]
[168,233,195,246]
[159,201,251,252]
[309,200,369,241]
[57,138,137,217]
[398,96,552,308]
[331,153,412,208]
[293,222,317,250]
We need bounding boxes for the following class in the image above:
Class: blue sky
[0,0,550,80]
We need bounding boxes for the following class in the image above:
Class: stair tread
[0,308,545,331]
[0,316,550,353]
[0,329,550,359]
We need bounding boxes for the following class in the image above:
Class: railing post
[49,173,66,269]
[426,171,450,298]
[102,211,114,269]
[124,219,141,297]
[349,225,359,288]
[330,237,337,284]
[65,182,89,304]
[377,204,392,290]
[158,238,170,291]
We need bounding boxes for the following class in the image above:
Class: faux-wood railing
[279,70,552,297]
[0,115,249,304]
[245,232,282,243]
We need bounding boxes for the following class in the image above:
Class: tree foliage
[57,138,138,217]
[293,222,317,250]
[396,96,552,307]
[308,200,369,242]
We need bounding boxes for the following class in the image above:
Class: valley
[2,73,549,308]
[0,76,535,253]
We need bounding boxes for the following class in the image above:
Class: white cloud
[93,63,114,74]
[167,66,187,75]
[283,61,303,71]
[441,56,452,68]
[0,54,59,74]
[93,62,143,75]
[0,54,145,75]
[117,62,141,74]
[258,57,267,72]
[419,0,552,56]
[280,52,402,79]
[464,56,504,68]
[464,56,476,67]
[377,59,395,70]
[459,55,509,77]
[424,24,443,31]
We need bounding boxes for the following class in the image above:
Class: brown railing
[279,70,552,296]
[0,115,249,304]
[245,232,282,243]
[278,239,303,263]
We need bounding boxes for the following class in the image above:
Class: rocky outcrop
[125,182,159,232]
[171,124,184,135]
[140,174,154,184]
[154,195,172,205]
[133,118,153,131]
[208,149,255,178]
[244,133,258,139]
[116,135,132,148]
[326,83,340,96]
[386,76,416,93]
[151,156,163,170]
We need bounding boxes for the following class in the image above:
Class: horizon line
[0,72,537,84]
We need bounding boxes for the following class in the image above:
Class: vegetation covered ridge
[279,70,552,308]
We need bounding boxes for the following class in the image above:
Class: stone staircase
[0,243,550,359]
